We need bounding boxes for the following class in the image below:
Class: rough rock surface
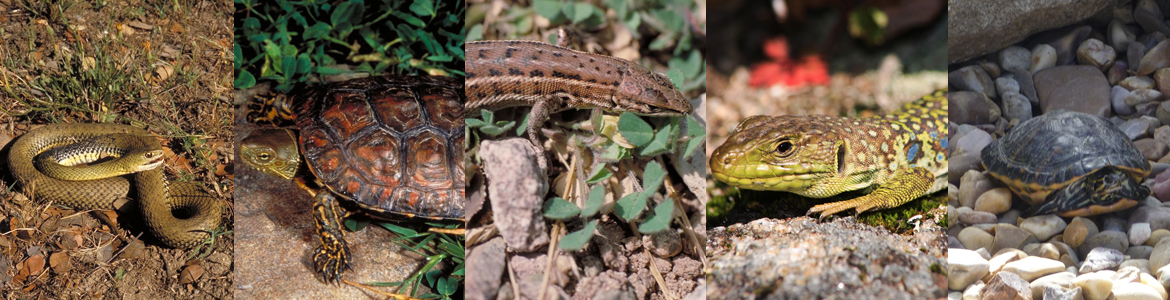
[707,217,947,299]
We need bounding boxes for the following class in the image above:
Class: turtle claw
[313,241,352,283]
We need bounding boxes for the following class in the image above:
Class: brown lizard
[465,38,693,169]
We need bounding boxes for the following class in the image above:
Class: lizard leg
[807,167,937,219]
[527,99,552,171]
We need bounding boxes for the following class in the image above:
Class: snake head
[241,128,301,180]
[128,149,167,172]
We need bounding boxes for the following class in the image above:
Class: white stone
[949,249,990,290]
[1002,256,1066,281]
[1020,214,1068,241]
[1112,282,1163,300]
[1073,272,1115,300]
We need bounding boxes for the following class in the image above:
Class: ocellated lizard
[710,89,949,218]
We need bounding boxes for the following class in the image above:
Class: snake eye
[775,140,794,156]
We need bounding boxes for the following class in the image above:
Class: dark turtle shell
[981,110,1150,209]
[295,75,465,220]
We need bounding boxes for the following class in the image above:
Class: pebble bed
[948,1,1170,299]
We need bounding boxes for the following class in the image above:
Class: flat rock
[1020,214,1067,241]
[948,0,1111,63]
[1001,256,1066,281]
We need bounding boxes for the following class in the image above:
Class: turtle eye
[258,152,272,161]
[775,139,794,156]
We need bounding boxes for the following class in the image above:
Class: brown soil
[0,0,235,298]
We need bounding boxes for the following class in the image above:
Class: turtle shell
[294,75,465,220]
[980,110,1150,205]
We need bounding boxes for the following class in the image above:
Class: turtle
[980,110,1151,217]
[240,75,465,282]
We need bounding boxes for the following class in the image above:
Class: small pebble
[1081,247,1126,273]
[1132,223,1153,246]
[974,188,1012,214]
[1019,214,1067,241]
[1031,44,1058,74]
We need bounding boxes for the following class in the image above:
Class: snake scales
[8,123,223,248]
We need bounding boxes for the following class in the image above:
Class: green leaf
[601,142,630,161]
[639,121,673,156]
[666,68,684,90]
[614,191,647,221]
[234,70,256,89]
[543,197,581,220]
[533,0,564,22]
[586,163,612,184]
[466,118,488,128]
[683,115,706,158]
[581,184,606,218]
[641,160,666,196]
[304,23,331,39]
[559,220,598,251]
[569,3,596,24]
[638,199,674,234]
[344,218,369,232]
[409,0,436,17]
[618,112,653,147]
[681,50,703,78]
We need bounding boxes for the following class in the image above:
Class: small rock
[1030,272,1076,300]
[949,248,991,290]
[959,227,994,251]
[974,188,1013,214]
[1122,76,1158,90]
[981,271,1032,300]
[996,76,1021,96]
[1131,206,1170,231]
[1001,91,1032,123]
[1109,61,1130,85]
[1078,230,1130,258]
[1132,223,1153,246]
[1150,229,1170,246]
[957,206,998,225]
[950,65,997,99]
[1111,20,1137,50]
[1020,214,1067,241]
[1002,256,1066,281]
[993,224,1036,254]
[1073,272,1115,300]
[1135,0,1170,37]
[950,91,1002,125]
[1154,68,1170,96]
[986,250,1025,282]
[1066,216,1100,249]
[1031,44,1058,73]
[958,170,992,209]
[1121,259,1151,274]
[1081,247,1125,273]
[1134,139,1168,161]
[1078,38,1116,71]
[1157,102,1170,126]
[1138,40,1170,76]
[1152,238,1170,272]
[1112,282,1163,300]
[1124,89,1163,107]
[1129,246,1155,260]
[1114,85,1136,115]
[1000,46,1032,73]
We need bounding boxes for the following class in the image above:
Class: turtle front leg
[807,167,941,219]
[310,189,352,283]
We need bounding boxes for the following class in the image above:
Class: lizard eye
[775,139,794,156]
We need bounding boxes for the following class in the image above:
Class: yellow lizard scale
[710,89,949,218]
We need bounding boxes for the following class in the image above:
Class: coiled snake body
[9,123,223,248]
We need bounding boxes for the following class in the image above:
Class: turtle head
[240,128,301,180]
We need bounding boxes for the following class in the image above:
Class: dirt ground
[0,0,235,298]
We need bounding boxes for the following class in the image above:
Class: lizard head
[710,115,849,197]
[615,65,692,117]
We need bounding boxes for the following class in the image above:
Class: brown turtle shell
[295,75,465,220]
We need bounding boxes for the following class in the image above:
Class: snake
[8,123,223,249]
